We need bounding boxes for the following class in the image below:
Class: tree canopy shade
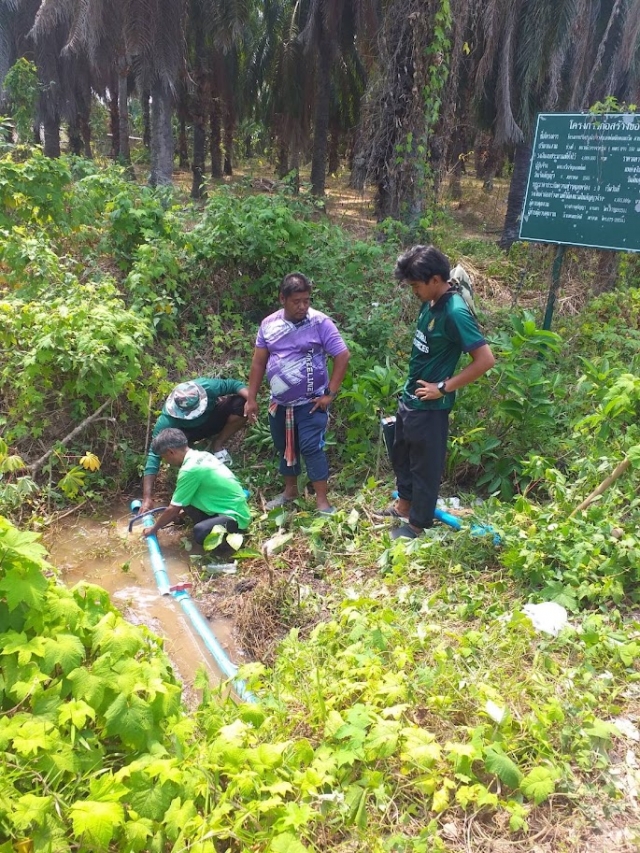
[27,0,184,183]
[2,0,639,223]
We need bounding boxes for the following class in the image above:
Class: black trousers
[391,402,450,530]
[184,506,240,548]
[182,394,245,443]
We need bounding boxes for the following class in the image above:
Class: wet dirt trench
[44,503,243,704]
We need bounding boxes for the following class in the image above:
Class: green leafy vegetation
[1,150,640,850]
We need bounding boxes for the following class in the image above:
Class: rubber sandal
[390,523,421,540]
[265,494,297,510]
[373,505,408,520]
[317,506,336,516]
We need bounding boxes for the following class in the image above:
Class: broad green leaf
[69,800,124,847]
[520,767,557,804]
[584,719,619,741]
[123,816,154,851]
[0,563,49,612]
[273,801,314,832]
[456,783,499,809]
[400,726,442,768]
[92,612,144,658]
[58,699,95,729]
[11,793,52,830]
[42,633,85,674]
[129,782,177,821]
[484,748,522,789]
[365,720,400,759]
[89,773,129,802]
[251,742,288,769]
[269,832,308,853]
[104,693,155,749]
[432,781,453,813]
[226,533,244,551]
[163,797,197,841]
[67,666,106,707]
[323,709,345,738]
[0,518,50,566]
[12,719,54,755]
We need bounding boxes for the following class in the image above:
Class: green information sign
[519,112,640,252]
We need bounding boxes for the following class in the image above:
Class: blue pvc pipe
[172,591,254,703]
[143,521,172,596]
[129,500,255,703]
[391,491,462,531]
[390,490,497,538]
[433,507,463,531]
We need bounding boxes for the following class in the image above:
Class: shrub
[0,278,151,440]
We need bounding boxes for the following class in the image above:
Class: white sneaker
[213,449,232,465]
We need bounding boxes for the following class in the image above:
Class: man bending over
[142,428,250,550]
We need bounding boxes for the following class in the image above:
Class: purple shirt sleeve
[319,317,348,357]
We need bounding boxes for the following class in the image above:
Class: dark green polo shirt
[402,291,486,411]
[144,377,246,475]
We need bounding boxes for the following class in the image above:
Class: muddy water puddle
[44,504,243,702]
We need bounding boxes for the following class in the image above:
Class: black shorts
[183,394,245,443]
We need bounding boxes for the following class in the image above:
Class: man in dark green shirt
[141,376,248,512]
[385,245,495,539]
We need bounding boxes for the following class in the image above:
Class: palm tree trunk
[150,80,174,187]
[43,116,61,158]
[310,38,331,196]
[142,89,151,148]
[291,147,300,195]
[328,120,340,175]
[190,19,207,199]
[223,100,234,175]
[78,107,92,158]
[276,137,289,178]
[191,115,206,197]
[499,142,532,250]
[68,123,83,155]
[117,59,131,165]
[178,116,189,168]
[447,126,467,200]
[210,100,222,178]
[109,85,119,160]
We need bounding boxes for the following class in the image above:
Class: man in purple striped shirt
[245,273,350,514]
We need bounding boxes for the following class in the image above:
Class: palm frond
[493,0,525,145]
[30,0,74,41]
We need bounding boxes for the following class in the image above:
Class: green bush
[0,152,73,229]
[450,313,564,498]
[105,187,178,268]
[189,189,317,312]
[0,278,151,440]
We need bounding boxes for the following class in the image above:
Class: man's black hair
[151,428,188,456]
[280,272,313,297]
[395,245,451,284]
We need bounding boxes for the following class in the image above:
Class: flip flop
[390,523,421,540]
[373,505,408,520]
[265,494,297,510]
[317,506,336,516]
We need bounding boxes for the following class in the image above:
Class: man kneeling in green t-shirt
[142,428,251,549]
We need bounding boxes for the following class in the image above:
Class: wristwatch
[437,381,448,395]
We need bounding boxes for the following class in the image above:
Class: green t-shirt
[144,377,246,475]
[402,291,486,411]
[171,449,251,529]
